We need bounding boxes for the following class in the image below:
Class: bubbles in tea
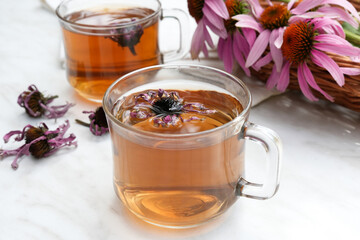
[110,81,245,227]
[61,7,160,101]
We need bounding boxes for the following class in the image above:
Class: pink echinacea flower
[273,18,360,101]
[188,0,230,58]
[232,0,360,72]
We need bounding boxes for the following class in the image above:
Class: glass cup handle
[236,122,282,200]
[160,8,189,62]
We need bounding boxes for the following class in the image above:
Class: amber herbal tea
[61,7,160,101]
[110,80,245,227]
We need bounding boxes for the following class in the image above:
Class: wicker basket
[253,1,360,112]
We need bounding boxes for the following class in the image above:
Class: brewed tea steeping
[62,7,160,100]
[104,65,281,229]
[110,81,245,227]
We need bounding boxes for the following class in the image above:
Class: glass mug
[56,0,188,102]
[103,65,282,228]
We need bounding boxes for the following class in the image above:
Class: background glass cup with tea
[56,0,188,102]
[103,64,282,228]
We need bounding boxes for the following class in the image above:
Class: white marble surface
[1,1,360,239]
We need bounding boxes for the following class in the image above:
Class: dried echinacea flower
[18,84,74,119]
[76,107,109,136]
[130,89,216,127]
[0,120,77,170]
[106,19,144,55]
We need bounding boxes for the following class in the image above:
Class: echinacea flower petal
[266,65,282,89]
[246,0,264,18]
[314,42,360,57]
[317,6,359,28]
[233,30,250,56]
[222,37,234,73]
[297,63,318,101]
[311,49,345,86]
[277,61,291,91]
[76,107,109,136]
[291,0,323,15]
[274,27,284,48]
[233,15,263,32]
[287,0,297,10]
[322,0,360,22]
[312,18,345,38]
[289,12,328,24]
[245,29,271,68]
[0,121,76,170]
[233,35,251,76]
[340,67,360,76]
[203,5,226,31]
[204,0,229,19]
[302,62,334,101]
[314,34,352,46]
[314,34,360,57]
[204,17,227,39]
[242,28,257,48]
[190,19,206,59]
[40,102,75,119]
[269,29,283,72]
[253,52,272,71]
[203,22,215,49]
[217,37,225,60]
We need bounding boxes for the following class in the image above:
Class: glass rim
[103,64,252,139]
[55,0,162,30]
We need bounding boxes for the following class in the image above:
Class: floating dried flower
[130,89,216,127]
[188,0,230,58]
[218,0,251,75]
[76,107,109,136]
[270,18,360,101]
[18,84,74,119]
[0,120,77,170]
[106,19,144,55]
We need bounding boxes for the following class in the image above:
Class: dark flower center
[188,0,205,22]
[25,92,46,117]
[25,126,56,158]
[106,19,144,55]
[259,4,290,30]
[282,21,315,64]
[151,97,183,116]
[94,107,108,128]
[224,0,249,33]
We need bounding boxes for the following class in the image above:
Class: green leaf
[342,22,360,47]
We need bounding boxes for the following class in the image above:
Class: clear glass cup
[56,0,188,102]
[103,65,282,228]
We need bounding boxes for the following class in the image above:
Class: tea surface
[115,89,243,134]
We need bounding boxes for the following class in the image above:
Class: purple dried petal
[18,84,73,119]
[41,102,75,119]
[158,89,164,98]
[183,116,204,122]
[163,115,172,124]
[130,112,138,118]
[0,120,77,170]
[3,125,31,143]
[132,89,216,128]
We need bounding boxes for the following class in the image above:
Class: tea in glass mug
[56,0,188,101]
[103,65,282,228]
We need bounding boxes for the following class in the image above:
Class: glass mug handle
[236,122,282,200]
[160,8,189,62]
